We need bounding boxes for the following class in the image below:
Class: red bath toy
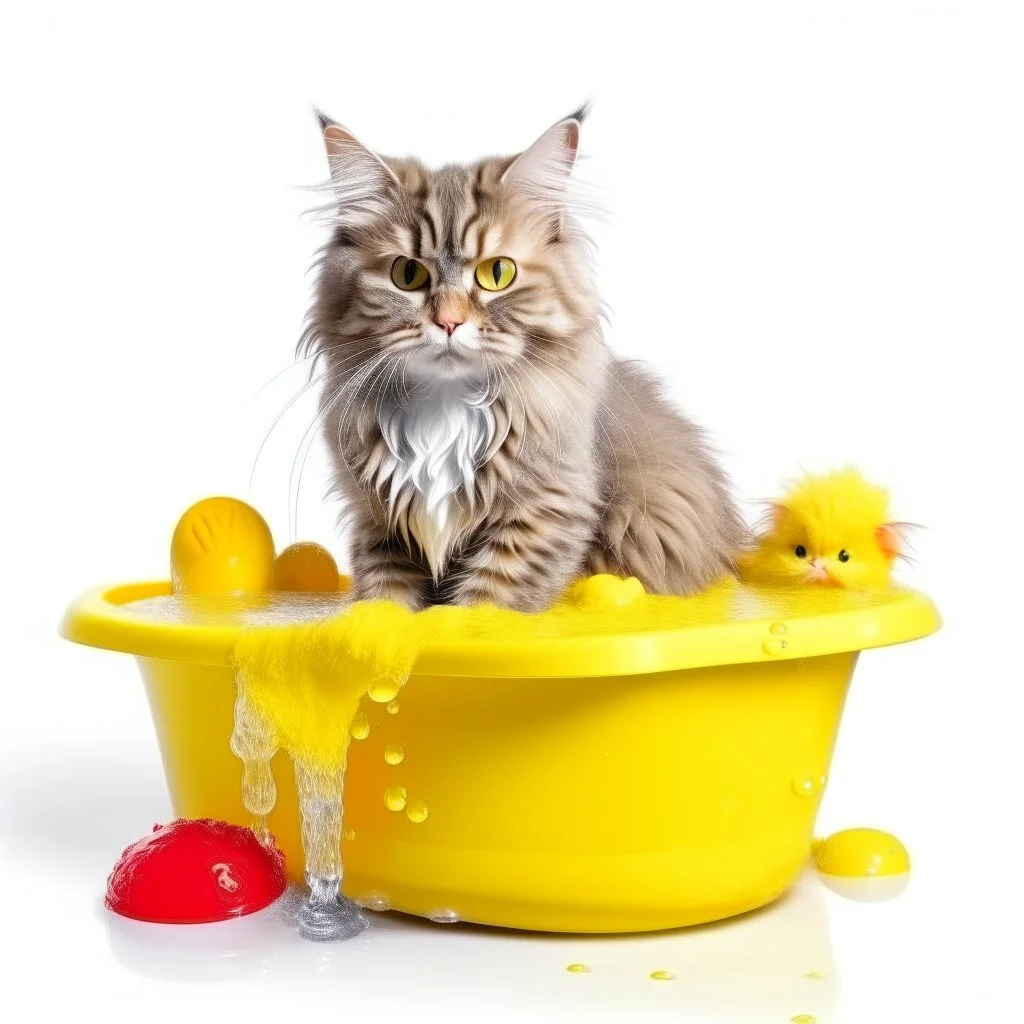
[106,818,287,924]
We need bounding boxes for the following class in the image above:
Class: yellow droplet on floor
[813,828,910,878]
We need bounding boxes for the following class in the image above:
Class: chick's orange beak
[807,558,835,584]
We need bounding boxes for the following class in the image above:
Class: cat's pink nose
[434,314,464,337]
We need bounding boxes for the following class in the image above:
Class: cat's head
[303,109,600,389]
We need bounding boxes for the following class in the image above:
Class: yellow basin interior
[61,579,940,933]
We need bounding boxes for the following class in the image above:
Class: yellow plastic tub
[61,580,939,933]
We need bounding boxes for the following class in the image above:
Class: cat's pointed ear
[316,109,399,223]
[502,110,583,190]
[501,107,587,228]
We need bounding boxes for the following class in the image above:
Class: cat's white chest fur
[377,380,495,578]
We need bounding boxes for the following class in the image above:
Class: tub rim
[60,579,941,679]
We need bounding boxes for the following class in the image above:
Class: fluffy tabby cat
[301,108,748,611]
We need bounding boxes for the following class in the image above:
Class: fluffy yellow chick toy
[740,468,908,590]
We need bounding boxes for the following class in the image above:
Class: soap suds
[231,600,422,941]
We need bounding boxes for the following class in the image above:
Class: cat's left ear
[501,107,586,227]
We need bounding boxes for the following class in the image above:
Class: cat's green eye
[391,257,430,291]
[475,256,517,292]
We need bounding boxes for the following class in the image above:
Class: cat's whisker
[249,343,397,494]
[513,355,569,465]
[288,354,391,536]
[361,356,398,429]
[487,360,531,459]
[339,356,395,455]
[249,366,351,494]
[251,350,328,399]
[289,379,354,539]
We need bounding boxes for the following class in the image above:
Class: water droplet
[406,799,429,823]
[385,785,408,812]
[770,621,787,635]
[792,776,817,797]
[565,963,589,974]
[350,713,369,740]
[368,678,400,703]
[427,908,459,924]
[791,1016,817,1024]
[763,638,788,656]
[649,970,676,981]
[358,892,390,912]
[343,827,356,841]
[386,700,400,715]
[384,744,405,766]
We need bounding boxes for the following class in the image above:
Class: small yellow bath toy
[170,497,275,595]
[741,468,908,590]
[813,828,910,878]
[273,542,342,593]
[564,573,645,608]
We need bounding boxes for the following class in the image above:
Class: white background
[1,1,1021,1021]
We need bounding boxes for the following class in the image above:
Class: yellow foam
[420,573,737,642]
[232,600,423,771]
[230,574,736,774]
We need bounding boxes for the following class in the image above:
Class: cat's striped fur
[301,110,748,611]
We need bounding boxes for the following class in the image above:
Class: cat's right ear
[316,110,398,223]
[501,112,582,192]
[501,107,592,230]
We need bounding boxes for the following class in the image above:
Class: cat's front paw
[449,577,557,614]
[353,577,428,611]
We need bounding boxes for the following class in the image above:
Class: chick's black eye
[794,545,807,558]
[838,549,850,563]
